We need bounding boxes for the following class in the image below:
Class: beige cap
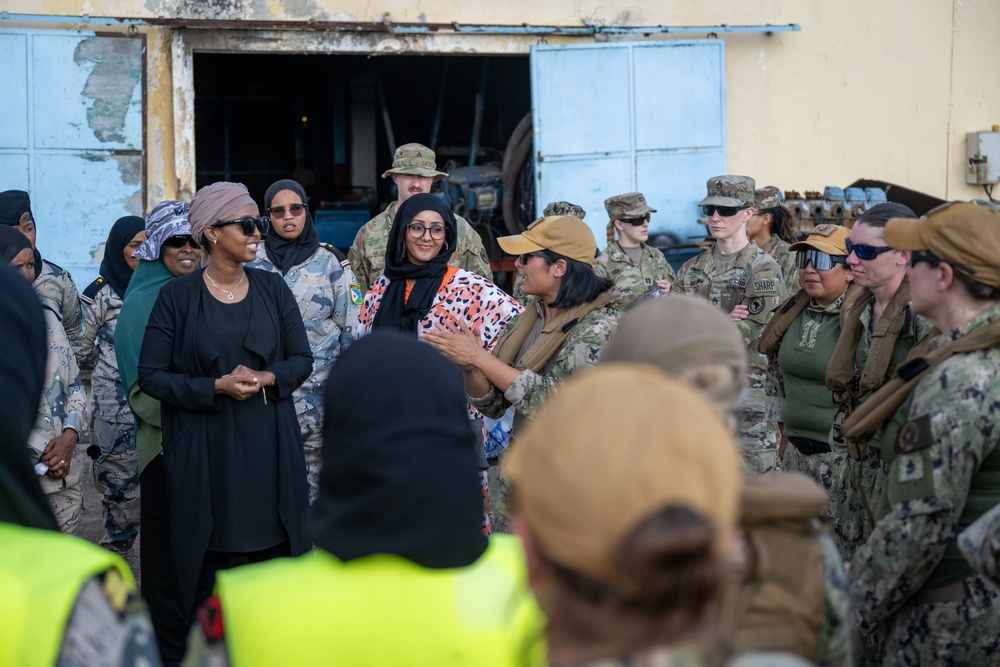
[885,201,1000,289]
[497,215,598,266]
[504,365,742,596]
[788,223,851,256]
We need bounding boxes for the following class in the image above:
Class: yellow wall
[6,0,999,205]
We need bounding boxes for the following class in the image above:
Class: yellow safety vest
[0,523,132,667]
[216,534,547,666]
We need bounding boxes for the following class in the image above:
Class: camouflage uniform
[249,243,361,503]
[758,236,800,295]
[594,242,676,311]
[672,243,786,473]
[36,258,85,346]
[30,306,87,534]
[849,302,1000,665]
[512,202,588,302]
[348,200,492,295]
[832,301,932,561]
[959,501,1000,585]
[78,280,139,554]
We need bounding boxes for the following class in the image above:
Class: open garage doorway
[193,52,531,252]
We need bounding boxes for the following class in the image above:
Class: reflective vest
[0,523,132,667]
[216,534,546,666]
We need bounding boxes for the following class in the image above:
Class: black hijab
[0,190,41,278]
[0,225,31,263]
[0,264,57,530]
[371,193,458,333]
[263,179,320,274]
[99,215,146,298]
[311,331,487,568]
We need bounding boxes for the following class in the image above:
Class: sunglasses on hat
[796,249,847,271]
[211,216,270,237]
[701,205,748,217]
[844,238,892,261]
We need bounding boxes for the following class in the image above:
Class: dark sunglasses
[518,252,546,265]
[163,235,198,249]
[267,204,305,217]
[701,205,748,217]
[619,215,650,226]
[796,249,848,271]
[212,216,270,236]
[845,238,893,261]
[908,251,941,268]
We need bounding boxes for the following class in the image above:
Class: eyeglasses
[405,224,446,240]
[619,215,650,226]
[163,235,198,249]
[796,249,848,271]
[212,216,270,236]
[908,251,941,268]
[517,252,546,265]
[844,238,893,261]
[702,205,749,217]
[267,204,305,218]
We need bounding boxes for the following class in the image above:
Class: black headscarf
[263,179,320,274]
[371,193,458,332]
[0,191,41,277]
[0,225,32,263]
[99,215,146,298]
[0,264,57,530]
[311,331,487,568]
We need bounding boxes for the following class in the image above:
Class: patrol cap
[884,201,1000,289]
[754,186,783,211]
[604,192,657,220]
[0,190,33,227]
[381,143,449,180]
[698,175,756,208]
[543,200,587,219]
[504,365,742,596]
[498,215,598,266]
[789,223,850,256]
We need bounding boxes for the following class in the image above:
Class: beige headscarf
[188,182,258,244]
[600,294,747,409]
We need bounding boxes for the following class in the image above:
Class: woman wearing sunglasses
[137,182,313,654]
[358,193,522,533]
[758,224,857,515]
[672,175,787,475]
[248,179,360,504]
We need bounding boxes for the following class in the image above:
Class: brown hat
[788,223,850,256]
[504,365,742,596]
[381,143,449,180]
[604,192,657,220]
[885,201,1000,289]
[497,215,598,266]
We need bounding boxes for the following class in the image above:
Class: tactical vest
[720,473,828,662]
[216,534,546,666]
[0,523,132,667]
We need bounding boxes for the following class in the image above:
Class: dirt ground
[78,449,142,588]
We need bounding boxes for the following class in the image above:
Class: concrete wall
[6,0,999,206]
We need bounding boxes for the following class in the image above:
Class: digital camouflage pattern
[758,236,800,295]
[543,201,586,219]
[831,301,933,561]
[849,302,1000,665]
[754,186,783,211]
[30,307,87,534]
[603,192,656,220]
[817,531,853,666]
[959,501,1000,585]
[36,259,85,345]
[380,142,449,179]
[594,242,676,311]
[347,201,493,295]
[672,244,786,473]
[699,175,756,208]
[249,243,361,503]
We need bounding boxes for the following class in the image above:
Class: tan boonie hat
[789,223,851,256]
[381,142,449,180]
[497,215,598,266]
[885,201,1000,289]
[504,365,742,596]
[604,192,657,221]
[698,175,756,208]
[754,186,783,211]
[543,201,587,219]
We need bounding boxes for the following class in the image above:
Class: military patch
[747,297,765,315]
[895,414,933,455]
[350,284,363,305]
[752,279,776,293]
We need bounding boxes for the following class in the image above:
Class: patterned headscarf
[188,182,257,245]
[133,201,192,261]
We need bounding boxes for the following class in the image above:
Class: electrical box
[967,131,1000,184]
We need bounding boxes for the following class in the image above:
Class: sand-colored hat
[789,223,851,256]
[498,215,597,266]
[381,143,449,180]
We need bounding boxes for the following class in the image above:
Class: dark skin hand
[214,365,276,401]
[42,429,78,480]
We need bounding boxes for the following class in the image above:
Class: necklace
[205,269,245,300]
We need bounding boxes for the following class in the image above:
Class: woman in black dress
[137,181,312,647]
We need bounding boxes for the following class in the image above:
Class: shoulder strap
[757,290,810,356]
[81,277,106,303]
[320,242,350,266]
[826,284,871,392]
[856,282,913,394]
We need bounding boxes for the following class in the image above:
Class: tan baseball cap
[381,143,449,180]
[885,201,1000,289]
[497,215,598,266]
[503,365,742,596]
[789,223,850,256]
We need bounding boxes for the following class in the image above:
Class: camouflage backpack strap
[81,277,106,304]
[757,289,810,356]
